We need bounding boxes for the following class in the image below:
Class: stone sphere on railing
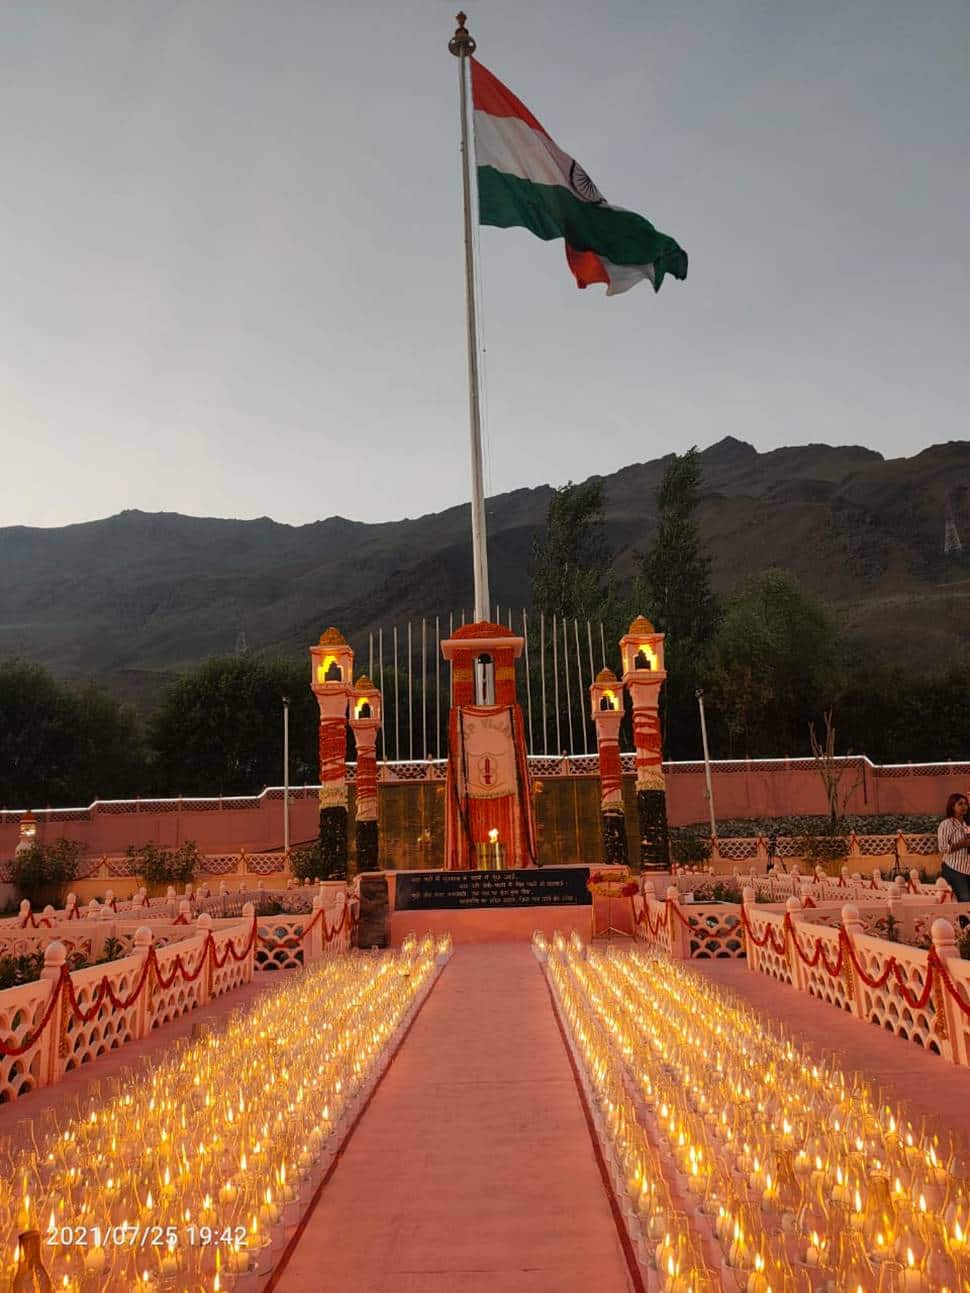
[178,899,192,920]
[19,899,30,919]
[742,886,755,906]
[242,901,255,919]
[841,904,863,933]
[66,892,77,909]
[43,940,67,970]
[166,886,176,898]
[936,878,952,902]
[134,927,153,950]
[196,912,213,932]
[785,897,802,915]
[931,918,957,954]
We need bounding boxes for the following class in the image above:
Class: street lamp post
[695,689,718,842]
[282,696,290,854]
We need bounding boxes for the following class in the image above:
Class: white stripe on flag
[473,110,574,190]
[601,259,656,296]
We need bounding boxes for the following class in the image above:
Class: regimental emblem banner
[460,708,517,800]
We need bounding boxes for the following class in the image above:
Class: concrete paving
[274,944,634,1293]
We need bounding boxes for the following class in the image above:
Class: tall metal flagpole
[449,13,490,623]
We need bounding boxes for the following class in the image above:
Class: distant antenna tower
[235,628,249,655]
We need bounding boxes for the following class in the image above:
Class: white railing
[741,894,970,1068]
[632,883,745,960]
[0,913,257,1103]
[0,888,358,1104]
[631,873,957,965]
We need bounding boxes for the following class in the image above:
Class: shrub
[683,813,937,839]
[796,826,849,872]
[126,841,201,886]
[669,828,712,867]
[0,948,83,988]
[11,838,83,902]
[688,880,744,904]
[0,952,44,989]
[98,936,125,964]
[290,843,324,883]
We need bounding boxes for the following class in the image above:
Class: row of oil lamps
[1,933,451,1291]
[536,931,970,1293]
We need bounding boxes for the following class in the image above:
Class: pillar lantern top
[590,667,622,719]
[351,675,382,724]
[310,628,354,704]
[619,614,666,681]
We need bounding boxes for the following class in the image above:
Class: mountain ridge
[3,437,969,709]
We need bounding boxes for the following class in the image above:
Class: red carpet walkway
[275,943,633,1293]
[694,960,970,1142]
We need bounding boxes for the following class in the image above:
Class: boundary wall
[2,756,967,862]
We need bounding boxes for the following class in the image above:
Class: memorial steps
[272,943,634,1293]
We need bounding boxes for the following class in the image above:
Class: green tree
[635,448,720,756]
[0,660,145,807]
[532,479,614,622]
[147,655,319,795]
[637,448,719,648]
[703,569,843,756]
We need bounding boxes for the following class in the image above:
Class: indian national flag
[471,59,687,297]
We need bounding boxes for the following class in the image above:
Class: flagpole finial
[449,12,476,57]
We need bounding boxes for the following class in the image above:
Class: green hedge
[681,814,937,838]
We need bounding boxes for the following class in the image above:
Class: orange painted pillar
[620,616,669,871]
[589,668,628,866]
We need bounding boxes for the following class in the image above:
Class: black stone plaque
[394,867,591,912]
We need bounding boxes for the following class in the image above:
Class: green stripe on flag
[477,165,687,289]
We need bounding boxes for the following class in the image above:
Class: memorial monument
[440,621,537,870]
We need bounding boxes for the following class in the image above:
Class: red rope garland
[0,916,259,1054]
[0,968,68,1057]
[740,904,970,1020]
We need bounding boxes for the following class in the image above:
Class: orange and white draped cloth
[318,718,348,811]
[445,704,537,870]
[599,735,624,812]
[355,744,378,823]
[633,706,666,792]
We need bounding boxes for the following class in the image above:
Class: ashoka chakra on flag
[470,58,688,297]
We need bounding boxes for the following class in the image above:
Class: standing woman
[937,793,970,901]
